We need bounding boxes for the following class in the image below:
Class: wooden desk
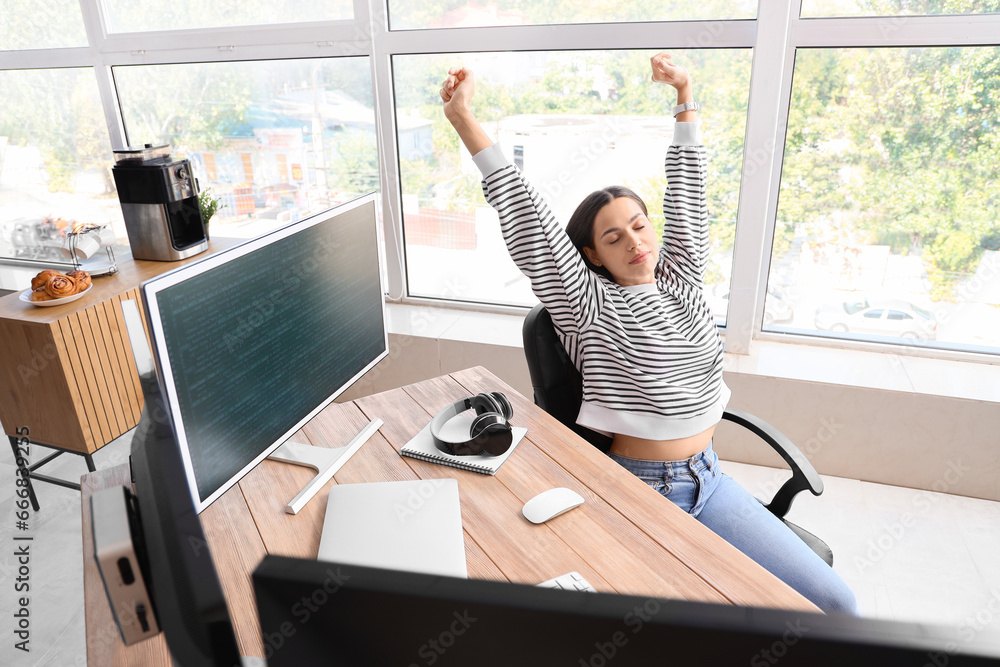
[81,366,818,664]
[0,238,241,455]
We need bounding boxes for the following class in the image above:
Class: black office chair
[522,304,834,566]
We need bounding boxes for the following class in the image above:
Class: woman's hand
[440,67,493,155]
[441,67,476,121]
[650,53,691,93]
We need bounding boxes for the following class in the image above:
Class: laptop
[316,478,468,579]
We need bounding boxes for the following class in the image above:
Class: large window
[103,0,352,32]
[115,58,377,239]
[388,0,755,30]
[766,47,1000,351]
[5,0,1000,645]
[2,1,999,358]
[394,49,751,312]
[0,68,122,288]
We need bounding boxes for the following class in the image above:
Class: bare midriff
[608,424,716,462]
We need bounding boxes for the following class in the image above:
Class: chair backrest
[522,304,613,453]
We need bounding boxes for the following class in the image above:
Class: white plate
[20,283,92,307]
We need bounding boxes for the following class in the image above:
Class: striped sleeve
[478,157,605,335]
[659,122,709,286]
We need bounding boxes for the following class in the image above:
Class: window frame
[1,0,999,363]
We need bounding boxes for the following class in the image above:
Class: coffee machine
[112,144,208,261]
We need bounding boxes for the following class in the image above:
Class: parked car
[814,297,937,340]
[710,286,794,326]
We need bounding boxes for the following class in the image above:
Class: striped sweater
[472,122,730,440]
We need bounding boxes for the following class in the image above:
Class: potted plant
[198,187,222,240]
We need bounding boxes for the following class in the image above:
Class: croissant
[44,273,78,298]
[66,270,92,292]
[31,270,62,291]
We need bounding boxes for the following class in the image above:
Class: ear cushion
[470,411,504,438]
[471,392,503,417]
[489,391,513,420]
[469,413,513,456]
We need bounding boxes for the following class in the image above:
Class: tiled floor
[2,432,1000,665]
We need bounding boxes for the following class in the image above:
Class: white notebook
[400,419,527,475]
[317,479,468,578]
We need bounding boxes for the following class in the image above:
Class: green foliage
[400,157,437,202]
[875,230,914,254]
[0,69,113,195]
[981,230,1000,251]
[807,0,1000,16]
[777,45,1000,301]
[923,229,985,300]
[387,0,757,30]
[401,49,750,259]
[0,0,87,49]
[102,0,349,32]
[329,131,380,196]
[198,188,222,225]
[114,62,256,150]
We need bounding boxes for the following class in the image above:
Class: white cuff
[671,122,702,146]
[471,143,509,177]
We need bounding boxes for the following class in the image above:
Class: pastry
[66,270,92,292]
[31,269,62,291]
[31,290,55,302]
[44,273,78,298]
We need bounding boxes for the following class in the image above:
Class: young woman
[441,53,857,615]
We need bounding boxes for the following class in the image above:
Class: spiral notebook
[399,417,527,475]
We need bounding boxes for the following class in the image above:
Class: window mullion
[368,0,407,300]
[725,0,800,355]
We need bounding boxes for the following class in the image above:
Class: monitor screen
[253,556,1000,666]
[141,194,388,512]
[122,299,241,666]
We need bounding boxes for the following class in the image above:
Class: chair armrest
[720,408,824,519]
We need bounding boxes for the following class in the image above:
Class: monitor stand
[266,419,383,515]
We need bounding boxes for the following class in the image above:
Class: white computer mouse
[522,487,585,524]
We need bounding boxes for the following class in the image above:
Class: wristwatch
[671,101,700,117]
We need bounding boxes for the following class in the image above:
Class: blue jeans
[609,444,858,615]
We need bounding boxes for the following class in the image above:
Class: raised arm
[651,53,697,122]
[441,68,493,156]
[651,53,709,286]
[440,68,606,335]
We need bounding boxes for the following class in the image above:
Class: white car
[814,298,937,340]
[711,287,794,326]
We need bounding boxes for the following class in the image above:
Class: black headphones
[430,392,514,456]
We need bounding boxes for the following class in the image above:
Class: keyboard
[536,571,597,593]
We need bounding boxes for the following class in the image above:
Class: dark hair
[565,186,648,282]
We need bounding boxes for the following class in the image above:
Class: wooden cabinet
[0,239,240,454]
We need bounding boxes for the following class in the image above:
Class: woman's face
[582,197,658,286]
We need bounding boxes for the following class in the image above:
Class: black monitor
[139,194,388,512]
[121,194,387,663]
[125,334,242,666]
[252,556,1000,666]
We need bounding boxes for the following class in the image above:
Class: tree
[777,43,1000,299]
[0,69,110,193]
[329,130,379,196]
[402,48,752,266]
[0,0,87,50]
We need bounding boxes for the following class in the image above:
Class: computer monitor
[253,556,1000,666]
[139,193,388,512]
[125,310,242,665]
[117,195,386,663]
